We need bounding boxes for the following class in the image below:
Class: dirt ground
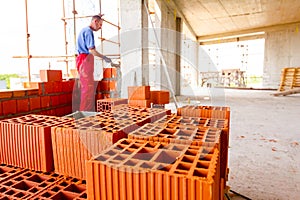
[174,88,300,200]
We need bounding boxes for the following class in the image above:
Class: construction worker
[76,14,111,111]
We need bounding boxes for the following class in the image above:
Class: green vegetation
[0,74,20,89]
[247,75,263,84]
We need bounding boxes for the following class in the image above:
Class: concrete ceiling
[173,0,300,40]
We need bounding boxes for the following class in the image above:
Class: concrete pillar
[263,23,300,89]
[120,0,148,97]
[175,17,182,95]
[153,0,177,95]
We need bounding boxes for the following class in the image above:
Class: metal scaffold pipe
[25,0,31,82]
[62,0,70,77]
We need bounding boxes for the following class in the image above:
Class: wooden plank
[278,67,300,91]
[272,88,300,96]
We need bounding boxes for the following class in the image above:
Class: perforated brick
[87,139,220,200]
[0,115,73,172]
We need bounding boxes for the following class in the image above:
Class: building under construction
[0,0,299,199]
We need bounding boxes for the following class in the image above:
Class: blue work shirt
[76,26,95,54]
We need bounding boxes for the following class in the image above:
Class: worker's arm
[89,48,111,63]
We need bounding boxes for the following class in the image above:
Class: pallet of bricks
[0,106,170,199]
[97,85,170,112]
[95,67,120,101]
[86,105,230,200]
[273,67,300,96]
[0,114,87,199]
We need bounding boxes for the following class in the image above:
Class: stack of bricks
[38,69,74,116]
[87,139,220,200]
[128,123,222,146]
[0,164,87,199]
[51,105,171,180]
[85,105,230,200]
[128,86,151,108]
[0,114,73,172]
[96,98,128,112]
[155,114,230,183]
[150,90,170,109]
[95,67,118,100]
[51,117,126,180]
[0,70,74,120]
[0,164,27,182]
[177,105,230,122]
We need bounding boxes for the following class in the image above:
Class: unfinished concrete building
[0,0,299,199]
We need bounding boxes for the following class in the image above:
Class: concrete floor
[173,88,300,200]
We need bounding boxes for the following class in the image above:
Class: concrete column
[142,0,149,85]
[175,17,182,95]
[154,0,177,94]
[120,0,149,97]
[263,24,300,88]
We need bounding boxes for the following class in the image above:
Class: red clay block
[0,115,74,172]
[150,90,170,104]
[99,80,110,91]
[0,101,2,115]
[87,139,220,200]
[51,95,60,106]
[13,90,26,98]
[2,100,17,115]
[102,93,110,99]
[17,98,29,113]
[40,96,51,108]
[111,68,117,78]
[40,70,62,82]
[66,93,73,104]
[26,89,39,96]
[29,97,41,111]
[103,68,112,79]
[0,91,13,99]
[59,94,68,105]
[38,82,54,95]
[109,80,117,91]
[95,93,103,100]
[23,82,39,89]
[52,81,63,93]
[67,80,75,92]
[128,86,150,100]
[103,67,117,79]
[128,99,151,108]
[61,80,75,93]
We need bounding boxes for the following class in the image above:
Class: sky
[0,0,66,76]
[0,0,120,78]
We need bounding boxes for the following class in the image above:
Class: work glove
[103,56,112,63]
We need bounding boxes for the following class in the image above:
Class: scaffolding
[13,0,121,82]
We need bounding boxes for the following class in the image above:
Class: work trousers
[76,54,95,111]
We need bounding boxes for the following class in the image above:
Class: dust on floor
[174,88,300,200]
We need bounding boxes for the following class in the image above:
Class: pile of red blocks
[0,164,87,199]
[86,106,230,200]
[95,67,119,100]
